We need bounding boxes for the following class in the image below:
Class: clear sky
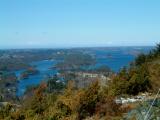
[0,0,160,48]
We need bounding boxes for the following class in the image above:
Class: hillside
[109,44,160,96]
[0,44,160,120]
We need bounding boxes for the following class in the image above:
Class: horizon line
[0,45,154,50]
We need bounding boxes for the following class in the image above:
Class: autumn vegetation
[1,44,160,119]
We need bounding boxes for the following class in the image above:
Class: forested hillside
[0,44,160,120]
[109,44,160,96]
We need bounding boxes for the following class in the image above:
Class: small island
[20,67,39,79]
[55,52,96,72]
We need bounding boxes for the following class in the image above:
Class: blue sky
[0,0,160,48]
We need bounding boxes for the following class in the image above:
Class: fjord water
[16,47,152,96]
[16,60,57,96]
[95,47,151,71]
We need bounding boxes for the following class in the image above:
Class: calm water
[16,47,152,96]
[16,60,57,96]
[95,50,134,72]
